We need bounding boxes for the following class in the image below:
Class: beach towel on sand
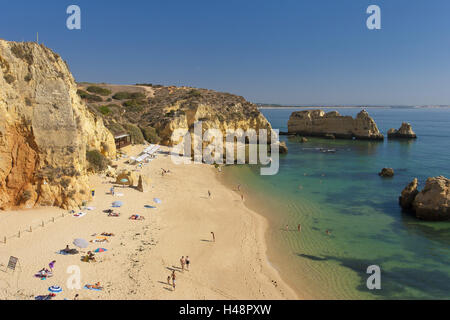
[35,294,55,300]
[84,285,103,291]
[73,212,86,218]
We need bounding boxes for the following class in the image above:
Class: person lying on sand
[108,212,120,217]
[90,238,109,243]
[101,232,115,237]
[129,214,145,220]
[85,282,103,290]
[35,268,53,279]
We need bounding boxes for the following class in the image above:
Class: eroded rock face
[278,141,288,154]
[379,168,394,177]
[0,40,115,210]
[412,176,450,221]
[287,109,384,140]
[154,102,274,146]
[388,123,417,139]
[399,178,419,210]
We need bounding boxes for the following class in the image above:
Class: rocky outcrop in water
[0,40,115,210]
[379,168,394,177]
[287,109,384,140]
[399,178,419,210]
[388,123,417,139]
[399,177,450,221]
[279,141,288,154]
[413,176,450,221]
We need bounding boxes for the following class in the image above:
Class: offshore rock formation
[379,168,394,177]
[399,178,419,210]
[0,40,115,210]
[388,123,417,139]
[287,109,384,140]
[399,177,450,221]
[413,176,450,221]
[278,141,288,154]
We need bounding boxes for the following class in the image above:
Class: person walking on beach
[91,189,95,198]
[186,256,190,270]
[208,190,211,198]
[285,225,289,231]
[211,231,215,242]
[49,260,56,271]
[180,256,186,272]
[171,271,176,291]
[110,186,115,196]
[298,224,302,232]
[241,194,244,201]
[167,275,171,285]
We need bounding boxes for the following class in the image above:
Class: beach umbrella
[94,248,107,253]
[48,286,63,293]
[112,201,123,208]
[73,238,89,248]
[153,198,162,204]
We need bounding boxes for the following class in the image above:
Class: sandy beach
[0,145,298,300]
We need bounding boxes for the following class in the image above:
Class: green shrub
[86,86,112,96]
[188,89,202,97]
[113,91,146,100]
[98,105,112,115]
[106,122,126,136]
[77,89,103,102]
[140,126,161,144]
[123,123,145,144]
[122,99,145,112]
[86,150,110,172]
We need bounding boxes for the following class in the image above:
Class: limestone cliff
[287,109,384,140]
[79,84,274,147]
[0,40,115,210]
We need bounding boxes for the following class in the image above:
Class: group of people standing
[167,256,190,291]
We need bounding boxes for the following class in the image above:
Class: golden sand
[0,145,298,300]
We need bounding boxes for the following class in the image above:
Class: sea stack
[399,176,450,221]
[287,109,384,140]
[388,122,417,139]
[379,168,394,177]
[0,40,116,210]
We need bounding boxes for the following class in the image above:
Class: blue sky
[1,0,450,106]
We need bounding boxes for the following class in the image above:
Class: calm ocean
[222,107,450,299]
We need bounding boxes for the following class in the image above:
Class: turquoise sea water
[222,107,450,299]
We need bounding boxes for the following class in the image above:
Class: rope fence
[1,211,69,244]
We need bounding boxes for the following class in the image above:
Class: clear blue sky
[1,0,450,106]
